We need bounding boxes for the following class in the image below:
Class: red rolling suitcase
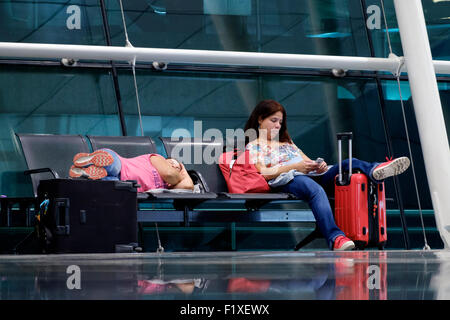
[334,132,387,250]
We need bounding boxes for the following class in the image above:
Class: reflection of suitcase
[335,252,387,300]
[37,179,138,253]
[334,133,387,250]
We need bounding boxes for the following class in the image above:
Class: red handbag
[218,149,270,193]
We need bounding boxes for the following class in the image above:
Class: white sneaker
[372,157,410,181]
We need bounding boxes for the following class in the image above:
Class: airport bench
[11,134,318,251]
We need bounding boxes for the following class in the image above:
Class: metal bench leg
[137,222,144,251]
[294,227,322,250]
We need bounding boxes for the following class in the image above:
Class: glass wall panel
[0,65,121,197]
[440,81,450,141]
[423,0,450,60]
[117,69,407,202]
[380,79,450,209]
[0,0,105,45]
[366,0,450,60]
[107,0,371,56]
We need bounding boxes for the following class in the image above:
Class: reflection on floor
[0,250,449,300]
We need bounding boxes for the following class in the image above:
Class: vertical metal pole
[99,0,128,136]
[394,0,450,248]
[360,0,410,249]
[348,138,352,180]
[338,138,342,184]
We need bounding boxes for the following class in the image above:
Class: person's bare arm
[300,150,312,162]
[150,155,183,186]
[169,163,194,190]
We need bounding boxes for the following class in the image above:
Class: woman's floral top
[246,140,304,168]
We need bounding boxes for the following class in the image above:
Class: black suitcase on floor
[36,179,138,253]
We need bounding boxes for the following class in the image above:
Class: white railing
[1,41,450,75]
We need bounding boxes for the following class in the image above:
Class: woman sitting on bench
[68,149,194,192]
[244,99,411,251]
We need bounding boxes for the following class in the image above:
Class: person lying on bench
[244,99,411,251]
[68,149,194,192]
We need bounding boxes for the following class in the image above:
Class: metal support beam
[394,0,450,248]
[1,41,450,75]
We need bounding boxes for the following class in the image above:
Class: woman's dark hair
[244,99,292,143]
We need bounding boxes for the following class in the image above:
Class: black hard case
[37,179,138,253]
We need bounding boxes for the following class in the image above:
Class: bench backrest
[160,137,228,193]
[16,133,90,197]
[87,135,157,157]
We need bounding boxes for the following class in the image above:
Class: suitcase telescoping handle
[337,132,353,185]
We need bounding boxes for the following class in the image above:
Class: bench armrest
[24,168,60,179]
[187,170,210,193]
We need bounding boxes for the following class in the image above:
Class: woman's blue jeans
[279,158,380,249]
[98,148,122,181]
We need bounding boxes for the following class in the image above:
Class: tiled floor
[1,250,449,300]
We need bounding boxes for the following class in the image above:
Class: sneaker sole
[334,240,355,251]
[73,150,114,168]
[69,165,107,180]
[372,157,410,181]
